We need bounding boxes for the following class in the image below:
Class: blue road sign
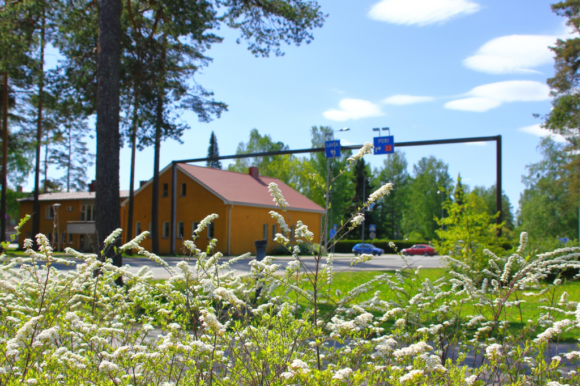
[559,237,569,244]
[325,140,341,158]
[374,136,394,155]
[329,229,337,239]
[369,224,376,232]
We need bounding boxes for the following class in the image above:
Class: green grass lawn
[275,268,580,342]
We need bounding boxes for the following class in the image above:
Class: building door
[79,235,85,251]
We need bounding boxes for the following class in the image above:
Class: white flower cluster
[393,341,432,360]
[269,211,290,234]
[103,228,123,246]
[368,182,393,204]
[194,214,219,236]
[399,369,423,383]
[213,287,245,308]
[534,319,572,343]
[199,309,226,336]
[268,182,288,210]
[350,214,364,227]
[517,231,528,254]
[348,142,373,162]
[280,359,310,379]
[485,343,502,359]
[295,221,314,241]
[351,254,373,266]
[332,367,353,380]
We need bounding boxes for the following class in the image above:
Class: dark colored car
[401,244,436,256]
[352,243,384,256]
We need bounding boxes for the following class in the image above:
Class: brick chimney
[249,166,259,178]
[140,180,148,188]
[88,180,96,192]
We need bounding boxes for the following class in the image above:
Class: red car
[401,244,436,256]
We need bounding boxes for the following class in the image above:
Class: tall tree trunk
[95,0,122,267]
[0,72,8,246]
[43,131,48,193]
[126,68,140,249]
[33,3,45,242]
[127,129,136,246]
[67,125,71,192]
[151,42,166,255]
[151,98,161,254]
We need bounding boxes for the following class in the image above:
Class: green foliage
[434,180,505,273]
[402,156,453,240]
[373,150,410,240]
[518,137,578,242]
[206,131,222,169]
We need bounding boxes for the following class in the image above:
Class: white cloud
[463,35,558,74]
[368,0,481,26]
[382,95,435,105]
[323,99,384,121]
[519,124,566,143]
[444,97,501,112]
[444,80,550,112]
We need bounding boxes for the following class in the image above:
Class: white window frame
[178,222,184,239]
[207,223,214,239]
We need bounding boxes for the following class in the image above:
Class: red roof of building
[178,164,324,213]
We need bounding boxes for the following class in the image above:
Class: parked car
[401,244,436,256]
[352,243,384,256]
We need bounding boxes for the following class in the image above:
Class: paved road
[39,253,443,279]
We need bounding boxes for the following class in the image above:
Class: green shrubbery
[2,146,580,385]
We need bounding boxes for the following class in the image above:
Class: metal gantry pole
[496,135,502,236]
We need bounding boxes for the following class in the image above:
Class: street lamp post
[325,127,350,251]
[437,190,444,230]
[53,203,61,252]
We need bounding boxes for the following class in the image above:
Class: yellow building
[17,190,129,252]
[121,164,324,255]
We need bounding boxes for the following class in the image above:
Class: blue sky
[35,0,569,214]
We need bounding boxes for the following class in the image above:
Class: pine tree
[207,131,222,169]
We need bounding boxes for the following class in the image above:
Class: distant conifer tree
[207,131,222,169]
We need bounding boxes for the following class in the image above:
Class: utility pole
[1,72,8,245]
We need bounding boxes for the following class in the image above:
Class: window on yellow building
[207,223,214,239]
[178,222,184,239]
[135,222,141,237]
[272,224,277,240]
[290,225,295,241]
[80,205,94,221]
[148,222,152,238]
[263,224,267,240]
[163,183,168,197]
[68,233,73,244]
[192,222,199,237]
[66,206,73,212]
[181,183,186,197]
[163,222,169,238]
[46,206,54,219]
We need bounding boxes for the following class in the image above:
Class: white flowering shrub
[2,146,580,385]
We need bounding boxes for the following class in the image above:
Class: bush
[3,214,580,385]
[332,239,428,253]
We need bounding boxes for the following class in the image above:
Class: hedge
[331,239,430,254]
